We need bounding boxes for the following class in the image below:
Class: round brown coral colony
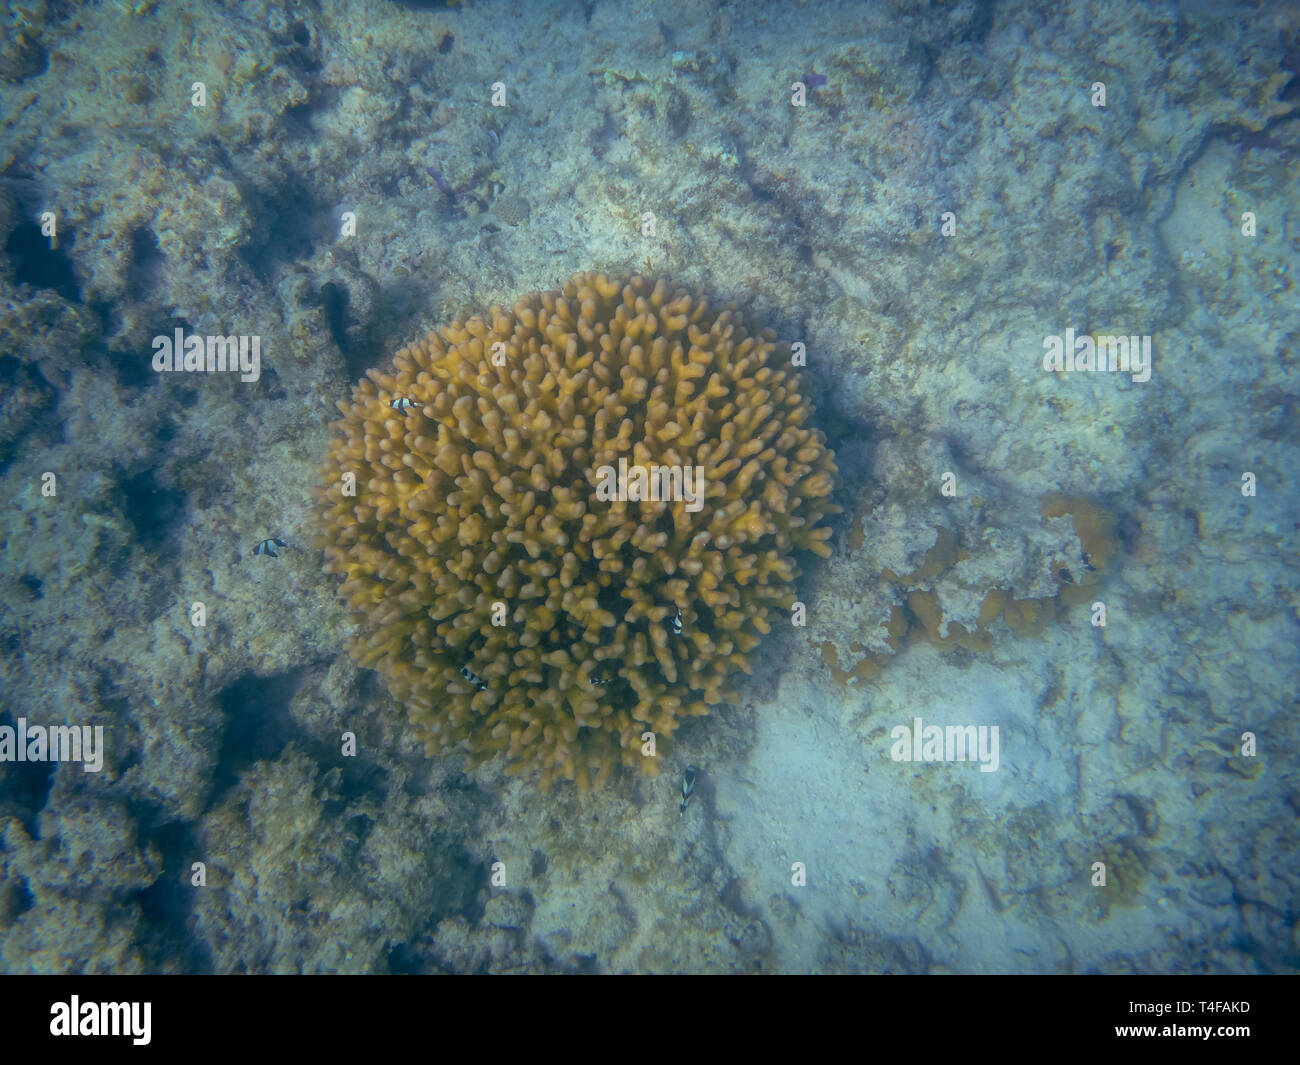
[318,272,838,790]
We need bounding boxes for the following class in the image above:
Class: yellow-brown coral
[318,272,838,790]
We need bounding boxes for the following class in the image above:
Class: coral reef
[192,747,482,973]
[0,0,1294,975]
[318,272,838,789]
[1,792,161,974]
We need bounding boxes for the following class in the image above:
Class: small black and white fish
[389,397,421,413]
[253,538,287,558]
[590,671,608,687]
[459,664,488,691]
[679,765,698,817]
[670,607,683,636]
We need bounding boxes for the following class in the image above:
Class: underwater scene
[0,0,1296,975]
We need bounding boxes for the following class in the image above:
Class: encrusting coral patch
[818,494,1122,686]
[318,272,838,790]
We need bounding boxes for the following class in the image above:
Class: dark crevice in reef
[4,216,80,301]
[2,874,35,923]
[88,299,118,337]
[280,99,317,135]
[212,667,311,803]
[269,17,319,71]
[258,363,288,401]
[125,226,165,303]
[0,709,56,838]
[442,851,490,926]
[117,466,189,556]
[5,40,47,82]
[810,382,877,537]
[87,303,186,391]
[385,941,426,974]
[961,0,997,45]
[128,806,214,973]
[212,664,394,807]
[105,340,155,389]
[86,299,158,390]
[235,175,329,280]
[321,280,350,348]
[0,355,57,476]
[314,274,407,385]
[321,280,381,384]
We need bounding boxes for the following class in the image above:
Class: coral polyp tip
[317,272,838,790]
